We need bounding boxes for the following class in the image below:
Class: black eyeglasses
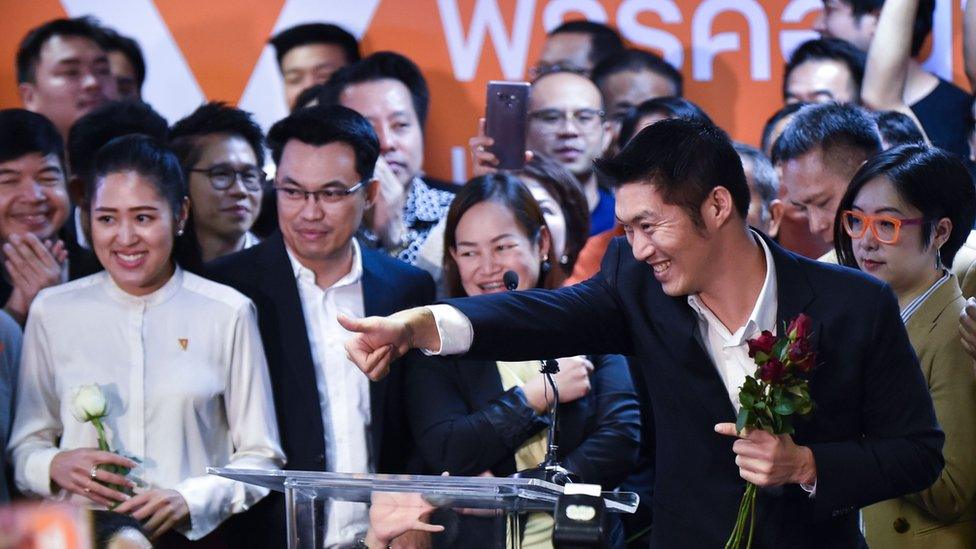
[190,165,266,191]
[273,180,366,204]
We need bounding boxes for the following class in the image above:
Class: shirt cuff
[23,447,60,497]
[422,305,473,356]
[800,479,817,498]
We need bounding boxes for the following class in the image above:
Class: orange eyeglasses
[841,210,926,245]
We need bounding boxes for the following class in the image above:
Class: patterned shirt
[396,176,455,265]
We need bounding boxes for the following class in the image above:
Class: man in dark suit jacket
[342,119,944,547]
[210,105,435,548]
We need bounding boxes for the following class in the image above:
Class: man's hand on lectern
[340,307,439,381]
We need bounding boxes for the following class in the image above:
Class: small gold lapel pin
[178,338,188,351]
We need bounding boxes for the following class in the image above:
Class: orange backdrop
[0,0,967,182]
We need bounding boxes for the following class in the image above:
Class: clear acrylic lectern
[209,468,638,548]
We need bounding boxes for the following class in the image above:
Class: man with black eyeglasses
[169,102,267,265]
[527,70,614,237]
[209,105,435,548]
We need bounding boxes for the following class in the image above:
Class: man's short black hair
[549,20,624,67]
[318,51,430,128]
[873,111,926,149]
[103,27,146,90]
[267,105,379,181]
[16,16,110,84]
[618,96,714,145]
[169,102,266,174]
[0,109,65,168]
[68,101,168,187]
[596,118,749,228]
[840,0,934,56]
[761,102,808,156]
[269,23,360,69]
[771,103,882,172]
[591,48,683,97]
[783,38,866,102]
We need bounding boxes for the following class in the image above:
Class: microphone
[503,270,519,291]
[504,268,578,487]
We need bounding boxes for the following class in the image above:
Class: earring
[176,225,185,237]
[559,254,570,265]
[540,254,552,276]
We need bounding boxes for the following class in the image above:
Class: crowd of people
[0,0,975,547]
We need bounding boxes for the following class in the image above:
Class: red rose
[789,338,816,374]
[747,330,777,359]
[758,356,786,384]
[788,313,813,340]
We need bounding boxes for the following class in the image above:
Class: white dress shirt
[287,240,371,547]
[686,234,778,411]
[7,268,285,540]
[242,231,260,249]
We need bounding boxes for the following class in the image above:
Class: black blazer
[405,353,640,482]
[405,353,639,548]
[208,232,435,547]
[446,235,944,548]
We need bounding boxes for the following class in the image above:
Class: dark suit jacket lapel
[361,248,393,455]
[259,233,327,461]
[766,235,822,350]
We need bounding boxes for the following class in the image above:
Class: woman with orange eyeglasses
[834,143,976,548]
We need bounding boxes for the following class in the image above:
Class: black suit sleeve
[561,354,641,489]
[808,283,944,521]
[448,239,633,360]
[405,353,545,475]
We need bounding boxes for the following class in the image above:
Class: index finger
[91,450,138,469]
[714,423,747,438]
[114,492,150,514]
[19,233,55,264]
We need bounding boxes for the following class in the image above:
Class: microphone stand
[511,358,579,486]
[502,270,578,485]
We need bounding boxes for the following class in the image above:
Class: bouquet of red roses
[726,313,818,549]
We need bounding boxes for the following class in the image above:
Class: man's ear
[600,121,613,154]
[702,186,735,229]
[364,178,379,208]
[767,199,786,239]
[18,83,36,109]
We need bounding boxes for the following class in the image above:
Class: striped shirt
[901,270,950,323]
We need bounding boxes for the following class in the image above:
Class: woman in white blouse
[7,135,285,546]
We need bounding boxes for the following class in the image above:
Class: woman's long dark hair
[442,173,558,297]
[834,143,976,269]
[89,134,202,273]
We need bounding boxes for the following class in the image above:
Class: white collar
[102,265,184,306]
[285,238,363,290]
[687,231,779,342]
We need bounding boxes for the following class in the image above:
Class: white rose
[71,384,108,423]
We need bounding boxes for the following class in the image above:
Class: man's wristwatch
[354,536,389,549]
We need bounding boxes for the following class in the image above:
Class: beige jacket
[951,230,976,298]
[863,275,976,548]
